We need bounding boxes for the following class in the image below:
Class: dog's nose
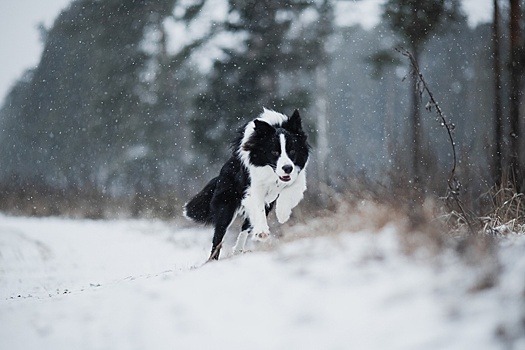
[282,165,293,174]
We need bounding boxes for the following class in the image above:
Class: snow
[1,215,524,349]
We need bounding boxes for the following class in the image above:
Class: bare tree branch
[396,47,475,232]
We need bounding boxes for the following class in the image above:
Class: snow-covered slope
[1,215,524,349]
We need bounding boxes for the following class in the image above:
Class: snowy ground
[1,214,525,350]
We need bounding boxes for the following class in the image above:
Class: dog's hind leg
[233,219,252,254]
[209,204,237,260]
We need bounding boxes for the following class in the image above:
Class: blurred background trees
[194,0,332,162]
[382,0,464,186]
[0,0,523,218]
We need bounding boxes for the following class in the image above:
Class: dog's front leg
[233,219,252,254]
[242,188,270,242]
[276,170,307,224]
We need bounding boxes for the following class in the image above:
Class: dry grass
[0,180,184,220]
[275,179,514,269]
[273,186,503,294]
[279,189,453,257]
[481,182,525,236]
[281,198,406,239]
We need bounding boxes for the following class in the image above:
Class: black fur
[185,157,250,259]
[184,109,309,260]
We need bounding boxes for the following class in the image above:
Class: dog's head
[242,109,309,183]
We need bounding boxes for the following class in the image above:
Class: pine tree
[194,0,333,161]
[0,0,204,201]
[382,0,464,185]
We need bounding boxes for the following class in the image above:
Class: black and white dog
[184,108,309,260]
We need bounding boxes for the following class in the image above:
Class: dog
[184,108,310,260]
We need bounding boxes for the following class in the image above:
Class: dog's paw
[252,231,270,242]
[232,248,251,255]
[232,246,247,255]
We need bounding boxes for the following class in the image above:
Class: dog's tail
[183,177,218,225]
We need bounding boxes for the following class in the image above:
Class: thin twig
[396,47,476,233]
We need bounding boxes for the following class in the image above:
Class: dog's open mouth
[279,175,291,182]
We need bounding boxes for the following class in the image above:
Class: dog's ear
[253,119,275,136]
[283,109,303,134]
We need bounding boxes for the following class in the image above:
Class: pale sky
[0,0,493,104]
[336,0,492,29]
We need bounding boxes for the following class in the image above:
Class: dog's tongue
[279,175,291,182]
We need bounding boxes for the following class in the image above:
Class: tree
[367,49,402,166]
[493,0,503,186]
[508,0,523,191]
[382,0,464,185]
[194,0,333,162]
[0,0,206,202]
[313,0,333,195]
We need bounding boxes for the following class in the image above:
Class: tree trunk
[409,46,422,185]
[509,0,523,191]
[493,0,503,186]
[315,64,330,202]
[385,72,396,164]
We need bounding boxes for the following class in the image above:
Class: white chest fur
[239,164,306,237]
[249,166,291,204]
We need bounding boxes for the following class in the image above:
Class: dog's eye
[271,150,280,157]
[289,149,296,156]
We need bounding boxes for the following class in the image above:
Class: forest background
[0,0,520,223]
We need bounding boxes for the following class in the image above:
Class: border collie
[184,108,309,260]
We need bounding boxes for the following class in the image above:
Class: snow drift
[1,213,524,349]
